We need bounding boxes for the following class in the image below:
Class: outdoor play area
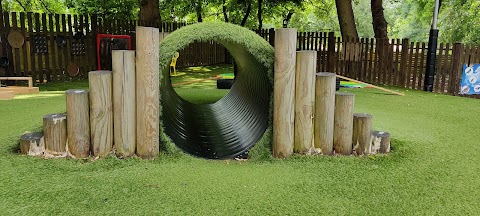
[1,2,480,215]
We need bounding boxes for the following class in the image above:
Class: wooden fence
[0,11,222,82]
[1,11,480,99]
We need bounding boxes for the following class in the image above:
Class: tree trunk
[257,0,263,30]
[283,10,294,28]
[240,3,252,26]
[223,0,229,22]
[136,26,160,159]
[314,72,336,155]
[89,71,113,158]
[371,0,388,39]
[294,51,317,154]
[19,132,44,156]
[66,89,90,159]
[333,92,355,155]
[335,0,358,39]
[196,3,203,22]
[112,51,136,158]
[371,131,390,154]
[139,0,160,27]
[43,113,67,157]
[353,113,372,155]
[273,28,297,158]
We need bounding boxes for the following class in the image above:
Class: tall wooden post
[294,51,316,154]
[353,113,372,155]
[112,50,136,158]
[66,89,90,158]
[136,26,159,159]
[43,113,67,157]
[314,72,336,155]
[333,92,355,155]
[273,28,297,158]
[89,71,113,157]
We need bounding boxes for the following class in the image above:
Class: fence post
[399,38,410,87]
[268,28,275,47]
[449,43,463,95]
[327,32,335,72]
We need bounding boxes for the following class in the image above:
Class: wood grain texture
[353,113,372,155]
[89,71,113,157]
[19,132,44,156]
[136,26,159,159]
[294,51,316,154]
[314,72,336,155]
[371,131,390,154]
[43,113,67,157]
[66,89,90,158]
[112,50,136,158]
[333,92,355,155]
[273,28,297,158]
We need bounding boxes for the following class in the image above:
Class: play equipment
[96,34,132,70]
[19,23,393,160]
[160,22,273,159]
[216,73,235,89]
[170,52,179,76]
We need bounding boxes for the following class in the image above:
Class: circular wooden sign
[7,30,24,48]
[67,62,80,77]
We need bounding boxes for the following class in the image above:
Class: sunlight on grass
[13,92,65,100]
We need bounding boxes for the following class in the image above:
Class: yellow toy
[170,52,179,76]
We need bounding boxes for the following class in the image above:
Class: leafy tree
[2,0,66,13]
[65,0,138,19]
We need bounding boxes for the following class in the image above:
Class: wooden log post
[66,90,90,158]
[371,131,391,154]
[273,28,297,158]
[314,72,336,155]
[112,50,136,158]
[19,132,44,156]
[136,26,159,159]
[89,71,113,157]
[333,92,355,155]
[294,51,317,154]
[43,113,67,157]
[353,113,372,155]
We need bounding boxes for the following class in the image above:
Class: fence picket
[19,13,28,77]
[441,44,451,93]
[411,42,420,89]
[48,14,57,81]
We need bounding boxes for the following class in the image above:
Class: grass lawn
[170,64,233,104]
[0,65,479,214]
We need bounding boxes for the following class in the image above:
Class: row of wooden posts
[19,26,160,159]
[272,29,390,158]
[19,27,391,159]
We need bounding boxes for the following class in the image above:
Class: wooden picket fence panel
[1,11,480,99]
[0,11,213,83]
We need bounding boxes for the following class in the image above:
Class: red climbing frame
[96,34,132,70]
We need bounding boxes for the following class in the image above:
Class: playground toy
[19,23,392,159]
[170,52,179,76]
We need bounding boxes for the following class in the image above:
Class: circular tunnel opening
[169,42,236,105]
[160,23,274,159]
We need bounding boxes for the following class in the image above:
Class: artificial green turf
[171,64,233,104]
[1,81,480,214]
